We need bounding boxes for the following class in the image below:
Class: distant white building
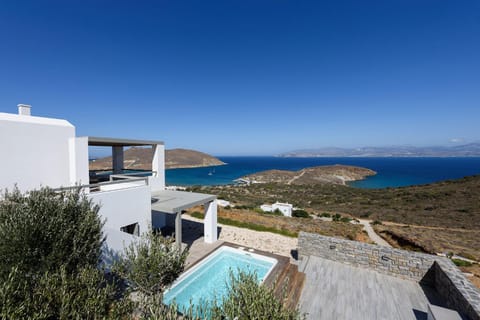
[217,199,231,207]
[260,202,293,217]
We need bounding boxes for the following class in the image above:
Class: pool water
[163,246,277,313]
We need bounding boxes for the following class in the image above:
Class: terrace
[298,232,480,320]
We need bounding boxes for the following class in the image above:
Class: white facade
[217,199,231,207]
[0,112,77,191]
[0,106,217,257]
[261,201,293,217]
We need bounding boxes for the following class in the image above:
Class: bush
[372,220,383,225]
[451,258,473,267]
[113,230,188,295]
[320,212,331,218]
[0,187,104,279]
[0,265,132,319]
[292,209,310,218]
[0,187,128,319]
[210,271,304,320]
[332,213,342,221]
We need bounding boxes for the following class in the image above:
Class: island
[241,164,376,185]
[89,147,225,170]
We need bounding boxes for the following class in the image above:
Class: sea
[165,157,480,189]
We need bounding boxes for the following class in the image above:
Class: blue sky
[1,0,479,155]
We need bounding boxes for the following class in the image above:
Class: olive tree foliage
[0,187,132,319]
[0,265,133,320]
[113,231,189,295]
[209,271,305,320]
[0,187,105,278]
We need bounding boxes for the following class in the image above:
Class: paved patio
[299,256,446,320]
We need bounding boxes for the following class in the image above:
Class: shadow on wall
[158,216,222,247]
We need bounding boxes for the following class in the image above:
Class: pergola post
[112,146,124,174]
[151,144,165,191]
[175,211,182,249]
[204,200,218,243]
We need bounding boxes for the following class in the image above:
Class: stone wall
[298,231,436,282]
[298,232,480,320]
[434,259,480,320]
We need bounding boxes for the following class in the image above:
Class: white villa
[0,105,218,259]
[260,201,293,217]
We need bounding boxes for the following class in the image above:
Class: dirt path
[355,219,392,247]
[287,169,306,185]
[382,221,478,233]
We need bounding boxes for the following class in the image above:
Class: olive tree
[0,187,104,279]
[113,231,189,295]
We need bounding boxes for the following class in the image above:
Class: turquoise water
[166,157,480,189]
[163,247,276,313]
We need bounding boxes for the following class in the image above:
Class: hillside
[194,175,480,260]
[89,147,225,170]
[280,143,480,157]
[242,165,376,185]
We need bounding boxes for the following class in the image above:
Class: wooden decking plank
[299,256,434,320]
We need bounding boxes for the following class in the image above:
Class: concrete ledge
[428,304,462,320]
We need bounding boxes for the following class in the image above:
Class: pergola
[88,136,164,175]
[151,190,218,247]
[87,136,218,248]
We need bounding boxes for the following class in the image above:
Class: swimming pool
[163,246,277,312]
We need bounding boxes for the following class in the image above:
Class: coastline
[166,156,480,189]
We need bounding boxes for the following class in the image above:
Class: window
[120,222,140,236]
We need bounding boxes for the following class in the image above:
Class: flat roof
[87,136,164,146]
[151,190,216,214]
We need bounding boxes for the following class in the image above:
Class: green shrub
[0,265,132,319]
[332,213,342,221]
[113,230,188,295]
[292,209,310,218]
[190,211,205,219]
[320,212,331,217]
[0,187,133,319]
[0,187,104,280]
[451,258,473,267]
[340,217,352,223]
[372,220,383,225]
[210,271,304,320]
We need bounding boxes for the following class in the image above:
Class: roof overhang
[151,190,216,214]
[86,136,164,147]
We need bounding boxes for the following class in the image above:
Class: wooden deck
[299,256,444,320]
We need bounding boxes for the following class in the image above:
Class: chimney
[17,104,31,116]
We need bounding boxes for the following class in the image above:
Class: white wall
[88,185,151,235]
[272,203,292,217]
[71,136,89,185]
[0,113,76,192]
[261,204,273,212]
[151,144,165,191]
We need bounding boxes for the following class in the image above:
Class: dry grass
[190,175,480,261]
[188,207,363,241]
[373,224,480,261]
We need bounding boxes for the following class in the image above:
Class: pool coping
[184,241,290,288]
